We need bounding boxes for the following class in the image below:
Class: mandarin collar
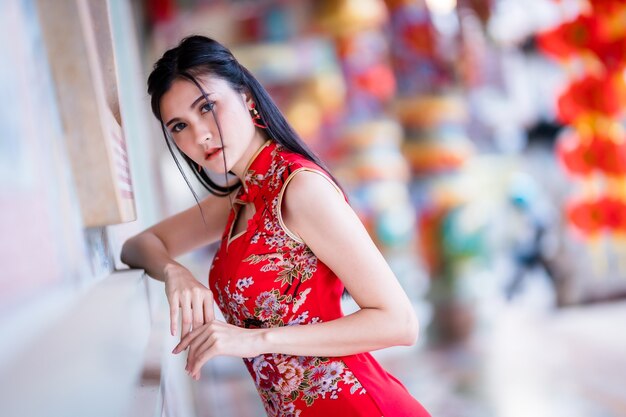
[234,139,275,203]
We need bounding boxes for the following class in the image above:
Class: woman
[121,35,431,417]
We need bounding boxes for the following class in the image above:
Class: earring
[249,101,268,129]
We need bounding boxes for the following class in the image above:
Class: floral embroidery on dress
[255,290,289,326]
[291,288,310,313]
[236,276,254,291]
[209,141,374,417]
[243,241,317,288]
[246,354,366,416]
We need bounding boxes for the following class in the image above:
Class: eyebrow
[164,93,214,127]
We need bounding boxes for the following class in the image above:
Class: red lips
[204,147,222,160]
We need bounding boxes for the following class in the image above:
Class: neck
[231,133,270,182]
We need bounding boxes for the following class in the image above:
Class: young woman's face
[159,75,261,177]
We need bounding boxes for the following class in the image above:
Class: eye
[171,122,186,133]
[200,101,215,114]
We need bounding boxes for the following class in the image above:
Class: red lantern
[598,136,626,176]
[538,12,626,73]
[587,0,626,19]
[567,196,626,235]
[557,130,626,176]
[599,196,626,232]
[556,74,626,124]
[556,129,595,177]
[588,38,626,73]
[566,198,605,237]
[543,2,626,240]
[537,15,595,60]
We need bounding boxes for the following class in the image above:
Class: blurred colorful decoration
[384,0,486,339]
[314,0,415,252]
[339,119,415,248]
[334,31,397,119]
[316,0,396,121]
[538,0,626,274]
[457,0,494,27]
[385,0,455,95]
[403,137,473,174]
[395,94,474,175]
[145,0,177,25]
[418,198,487,344]
[419,202,486,290]
[316,0,389,36]
[233,38,346,147]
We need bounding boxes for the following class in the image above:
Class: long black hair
[147,35,345,200]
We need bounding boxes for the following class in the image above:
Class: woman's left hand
[172,320,263,380]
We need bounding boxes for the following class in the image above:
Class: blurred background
[1,0,626,416]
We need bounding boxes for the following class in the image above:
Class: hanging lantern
[598,135,626,176]
[537,15,594,60]
[600,196,626,233]
[556,129,597,177]
[556,74,625,125]
[557,129,626,177]
[587,0,626,21]
[567,195,626,237]
[538,10,626,74]
[566,197,605,237]
[587,38,626,73]
[542,1,626,276]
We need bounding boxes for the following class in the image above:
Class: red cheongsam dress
[208,139,431,417]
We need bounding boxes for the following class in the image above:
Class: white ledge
[0,269,152,417]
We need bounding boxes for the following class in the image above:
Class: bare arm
[120,191,234,281]
[257,170,419,356]
[121,190,235,339]
[177,171,419,378]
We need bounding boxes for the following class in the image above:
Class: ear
[241,89,253,106]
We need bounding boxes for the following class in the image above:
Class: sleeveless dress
[208,139,431,417]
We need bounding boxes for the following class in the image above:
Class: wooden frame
[37,0,136,226]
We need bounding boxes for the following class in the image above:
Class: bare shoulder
[280,168,351,242]
[281,169,346,219]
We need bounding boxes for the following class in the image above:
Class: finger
[180,294,193,341]
[169,293,180,337]
[173,322,208,354]
[185,330,212,369]
[203,295,214,323]
[189,337,217,377]
[173,335,191,354]
[192,292,204,330]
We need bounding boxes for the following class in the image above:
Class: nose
[193,125,212,146]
